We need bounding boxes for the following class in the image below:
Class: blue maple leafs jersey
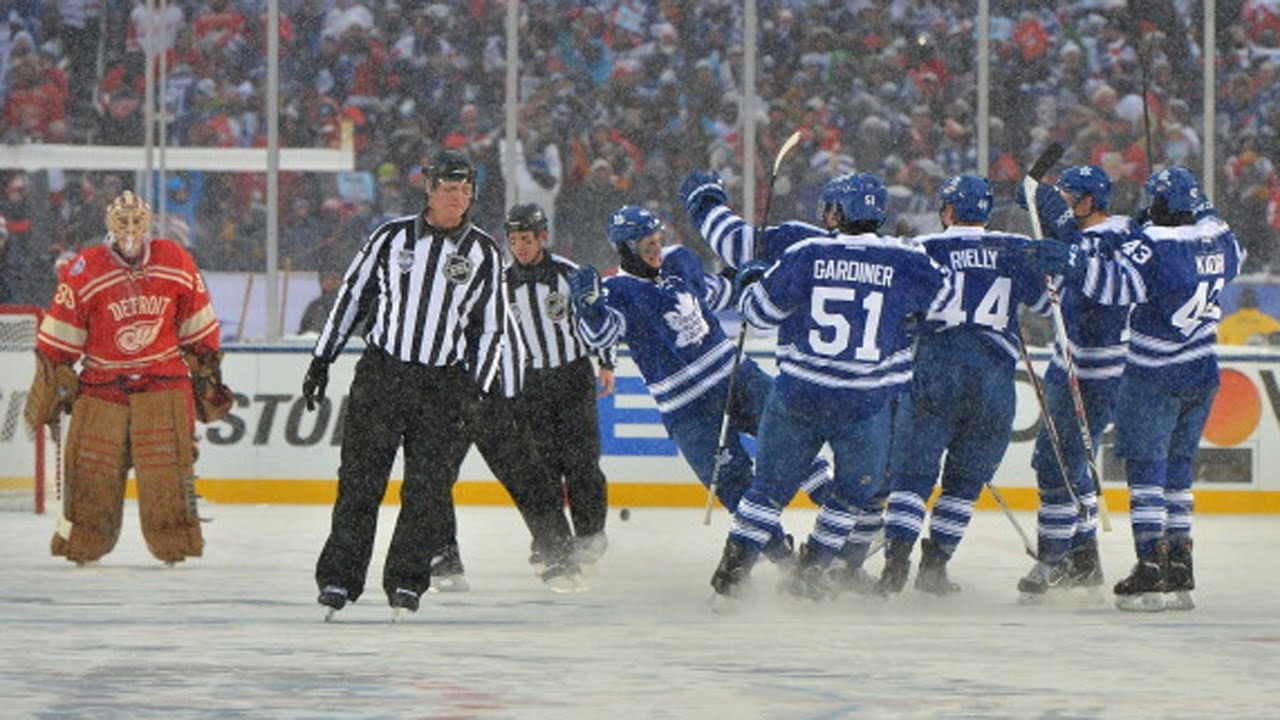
[1075,215,1244,390]
[575,245,737,420]
[741,232,952,419]
[916,227,1051,369]
[689,198,833,268]
[1043,215,1133,386]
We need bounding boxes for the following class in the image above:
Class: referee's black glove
[302,357,330,411]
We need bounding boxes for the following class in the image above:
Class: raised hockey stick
[50,417,72,541]
[1022,143,1114,532]
[985,481,1037,560]
[702,129,803,525]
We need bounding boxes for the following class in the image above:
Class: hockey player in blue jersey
[878,174,1054,597]
[702,173,953,603]
[1017,165,1130,600]
[1032,167,1244,612]
[567,206,831,559]
[681,169,894,593]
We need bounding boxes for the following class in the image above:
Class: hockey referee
[504,202,615,567]
[305,150,507,620]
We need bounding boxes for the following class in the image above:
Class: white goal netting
[0,306,47,513]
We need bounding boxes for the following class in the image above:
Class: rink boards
[2,342,1278,513]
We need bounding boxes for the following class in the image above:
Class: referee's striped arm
[312,215,508,392]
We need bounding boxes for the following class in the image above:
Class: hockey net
[0,306,47,513]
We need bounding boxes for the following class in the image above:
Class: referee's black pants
[448,394,575,559]
[522,357,609,537]
[315,347,473,604]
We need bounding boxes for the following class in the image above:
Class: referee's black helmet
[504,203,548,235]
[427,150,475,186]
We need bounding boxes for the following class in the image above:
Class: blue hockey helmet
[823,172,888,226]
[1143,167,1203,214]
[1056,164,1112,210]
[939,174,993,222]
[606,205,662,247]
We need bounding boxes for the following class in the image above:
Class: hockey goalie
[23,190,233,566]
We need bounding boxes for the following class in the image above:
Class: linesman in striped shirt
[504,202,615,568]
[304,150,508,620]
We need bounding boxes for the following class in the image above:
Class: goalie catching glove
[24,351,78,430]
[184,350,234,423]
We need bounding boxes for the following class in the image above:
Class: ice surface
[3,504,1278,719]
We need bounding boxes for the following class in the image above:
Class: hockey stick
[1016,327,1082,516]
[1022,143,1114,532]
[702,129,803,525]
[50,417,72,540]
[985,482,1037,560]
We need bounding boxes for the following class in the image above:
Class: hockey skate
[389,588,420,623]
[914,538,960,596]
[762,533,796,571]
[709,538,757,613]
[572,533,609,575]
[541,539,587,594]
[829,564,879,597]
[875,541,912,597]
[1114,548,1166,612]
[318,585,349,622]
[778,543,833,601]
[428,543,470,593]
[1066,538,1105,590]
[1016,555,1071,604]
[1163,539,1195,611]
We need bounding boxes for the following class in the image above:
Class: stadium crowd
[2,0,1280,309]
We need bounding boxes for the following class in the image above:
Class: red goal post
[0,305,47,514]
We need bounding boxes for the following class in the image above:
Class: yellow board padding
[107,479,1280,515]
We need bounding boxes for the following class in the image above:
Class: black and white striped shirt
[313,214,507,392]
[506,252,617,373]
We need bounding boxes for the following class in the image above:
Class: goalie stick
[703,129,803,526]
[50,417,72,541]
[1022,142,1114,532]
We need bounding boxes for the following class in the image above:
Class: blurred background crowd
[1,0,1280,337]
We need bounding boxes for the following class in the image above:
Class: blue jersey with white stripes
[1075,215,1243,390]
[917,227,1051,370]
[1044,215,1132,386]
[689,198,833,268]
[575,245,737,420]
[741,232,951,419]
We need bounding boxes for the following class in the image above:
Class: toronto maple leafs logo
[664,292,709,348]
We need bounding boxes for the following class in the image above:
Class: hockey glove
[732,259,770,305]
[184,350,235,423]
[1030,239,1082,281]
[302,357,330,411]
[679,170,728,215]
[569,266,607,324]
[1030,183,1080,240]
[23,352,78,431]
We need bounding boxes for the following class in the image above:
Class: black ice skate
[1114,546,1166,612]
[428,542,470,593]
[541,538,586,594]
[318,585,349,622]
[1016,555,1071,603]
[914,538,960,596]
[875,540,912,597]
[389,587,420,623]
[1066,538,1105,589]
[1164,538,1195,611]
[709,538,757,613]
[778,543,833,601]
[572,532,609,575]
[762,533,796,571]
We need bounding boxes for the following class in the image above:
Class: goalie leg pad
[51,395,130,563]
[130,389,204,563]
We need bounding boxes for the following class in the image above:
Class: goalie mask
[106,190,153,262]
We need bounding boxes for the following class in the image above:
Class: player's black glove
[302,357,330,411]
[732,259,770,307]
[680,170,727,215]
[569,266,607,325]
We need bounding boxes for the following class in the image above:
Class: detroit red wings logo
[115,317,165,355]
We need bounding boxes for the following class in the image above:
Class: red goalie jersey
[36,238,222,400]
